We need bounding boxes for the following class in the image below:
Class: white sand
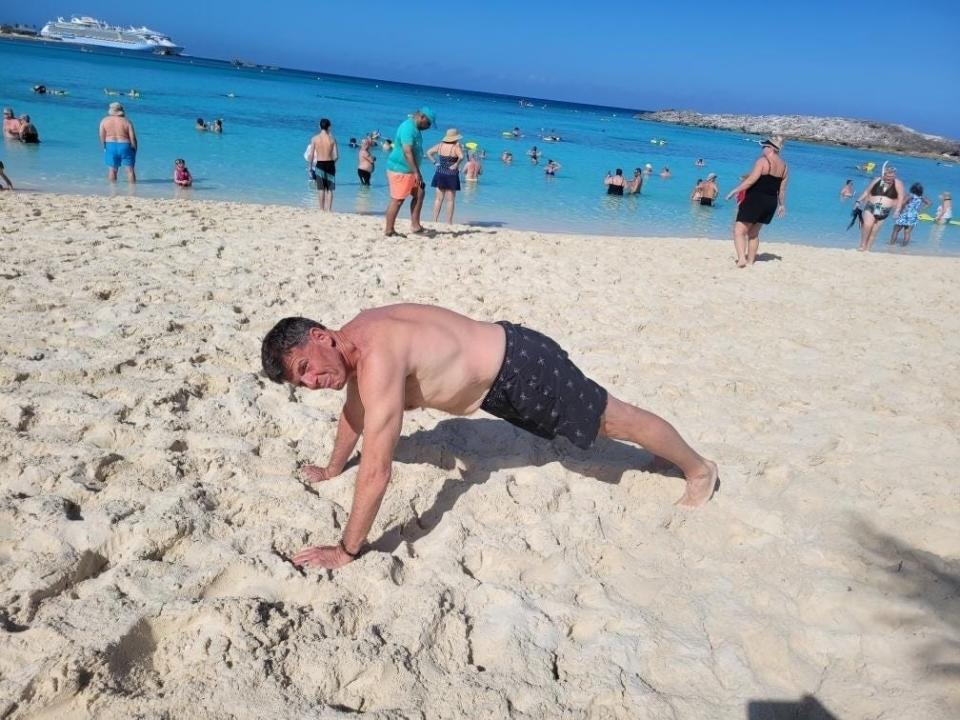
[1,192,958,719]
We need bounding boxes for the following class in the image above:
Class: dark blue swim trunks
[481,321,608,449]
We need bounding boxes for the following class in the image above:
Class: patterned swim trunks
[480,321,608,449]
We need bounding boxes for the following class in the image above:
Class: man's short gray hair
[261,317,326,383]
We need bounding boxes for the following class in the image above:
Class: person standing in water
[3,107,22,138]
[854,163,905,251]
[604,168,626,195]
[934,192,953,224]
[99,102,138,184]
[725,137,789,267]
[840,179,855,200]
[691,173,719,206]
[889,182,930,247]
[425,128,464,223]
[357,138,376,187]
[463,152,482,182]
[307,118,339,212]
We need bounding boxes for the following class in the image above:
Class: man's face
[283,329,347,391]
[415,114,432,131]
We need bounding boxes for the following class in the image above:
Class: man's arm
[128,121,137,151]
[98,120,106,147]
[292,356,405,569]
[403,144,422,182]
[302,377,363,483]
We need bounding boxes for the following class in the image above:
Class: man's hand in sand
[292,544,354,569]
[301,464,342,483]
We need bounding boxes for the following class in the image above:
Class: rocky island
[636,109,960,158]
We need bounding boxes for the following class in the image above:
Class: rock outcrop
[636,110,960,157]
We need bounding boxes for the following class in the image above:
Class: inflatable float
[918,213,960,225]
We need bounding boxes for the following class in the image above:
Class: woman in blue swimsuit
[425,128,464,223]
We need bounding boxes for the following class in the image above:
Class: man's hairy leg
[599,394,717,507]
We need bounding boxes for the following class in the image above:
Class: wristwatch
[339,539,360,558]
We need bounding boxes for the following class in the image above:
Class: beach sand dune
[1,193,958,719]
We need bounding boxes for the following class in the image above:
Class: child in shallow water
[173,158,193,187]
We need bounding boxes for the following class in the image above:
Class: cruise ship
[40,16,183,54]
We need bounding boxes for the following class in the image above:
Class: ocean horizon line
[0,34,651,117]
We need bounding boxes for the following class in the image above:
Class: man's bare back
[350,305,504,414]
[309,131,338,163]
[99,116,135,144]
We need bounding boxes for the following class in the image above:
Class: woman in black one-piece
[726,136,789,267]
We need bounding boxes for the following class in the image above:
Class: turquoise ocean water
[2,39,958,254]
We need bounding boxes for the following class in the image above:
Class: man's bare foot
[677,460,718,507]
[736,258,747,268]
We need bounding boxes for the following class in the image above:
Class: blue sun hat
[418,106,436,126]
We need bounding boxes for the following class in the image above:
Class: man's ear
[308,326,337,348]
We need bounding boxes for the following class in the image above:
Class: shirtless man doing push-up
[261,304,718,569]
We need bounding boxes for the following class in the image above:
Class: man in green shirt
[384,107,435,236]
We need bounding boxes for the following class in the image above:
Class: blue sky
[11,1,960,136]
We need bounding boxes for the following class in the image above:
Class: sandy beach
[1,192,958,719]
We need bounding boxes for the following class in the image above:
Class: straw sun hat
[108,102,125,116]
[441,128,463,143]
[760,135,784,152]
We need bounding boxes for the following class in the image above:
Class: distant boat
[40,16,183,55]
[231,58,258,69]
[519,100,534,108]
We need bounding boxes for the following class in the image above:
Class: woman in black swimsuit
[604,168,626,196]
[725,136,789,267]
[854,164,905,252]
